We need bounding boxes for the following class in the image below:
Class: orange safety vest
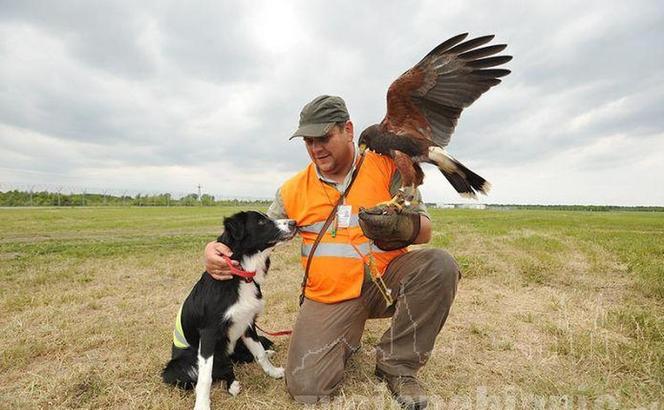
[280,151,408,303]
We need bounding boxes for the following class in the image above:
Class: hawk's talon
[376,191,406,212]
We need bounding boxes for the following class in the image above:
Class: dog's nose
[274,219,297,236]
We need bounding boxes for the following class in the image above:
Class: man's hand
[204,241,238,280]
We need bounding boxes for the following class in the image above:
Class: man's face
[303,121,354,178]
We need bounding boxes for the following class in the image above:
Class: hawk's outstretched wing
[381,33,511,148]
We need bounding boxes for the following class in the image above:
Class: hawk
[358,33,511,208]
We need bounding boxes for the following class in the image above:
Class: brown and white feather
[381,33,511,148]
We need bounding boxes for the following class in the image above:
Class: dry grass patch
[1,207,662,409]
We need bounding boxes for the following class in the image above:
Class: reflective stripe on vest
[301,241,387,258]
[173,304,190,349]
[299,214,360,234]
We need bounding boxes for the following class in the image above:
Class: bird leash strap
[350,242,394,307]
[299,153,366,306]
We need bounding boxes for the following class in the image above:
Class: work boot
[375,368,428,409]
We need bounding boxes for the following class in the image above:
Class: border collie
[162,211,296,409]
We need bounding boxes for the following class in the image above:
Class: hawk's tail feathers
[428,147,491,198]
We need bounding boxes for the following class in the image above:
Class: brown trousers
[285,248,460,404]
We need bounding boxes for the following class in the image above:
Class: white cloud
[0,0,663,205]
[420,131,664,206]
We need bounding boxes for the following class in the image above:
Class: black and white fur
[162,211,295,409]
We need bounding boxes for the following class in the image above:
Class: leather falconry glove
[358,205,421,251]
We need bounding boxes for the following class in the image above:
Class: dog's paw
[267,366,285,379]
[228,380,241,396]
[265,349,276,359]
[193,400,210,410]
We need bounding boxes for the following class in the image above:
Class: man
[205,95,460,409]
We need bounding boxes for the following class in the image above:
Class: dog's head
[218,211,296,259]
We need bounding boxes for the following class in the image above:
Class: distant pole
[56,186,63,206]
[197,184,202,206]
[29,185,35,206]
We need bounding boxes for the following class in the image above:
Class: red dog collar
[222,255,256,283]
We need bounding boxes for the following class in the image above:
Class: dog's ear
[222,213,246,243]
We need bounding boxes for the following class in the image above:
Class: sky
[1,0,663,206]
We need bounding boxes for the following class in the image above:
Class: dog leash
[255,323,292,337]
[221,255,256,282]
[299,153,366,306]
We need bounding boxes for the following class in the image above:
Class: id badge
[337,205,352,228]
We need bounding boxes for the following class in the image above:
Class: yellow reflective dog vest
[172,304,190,349]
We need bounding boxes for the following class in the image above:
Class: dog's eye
[258,220,266,225]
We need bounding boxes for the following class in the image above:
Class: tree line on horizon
[0,190,270,207]
[0,189,661,211]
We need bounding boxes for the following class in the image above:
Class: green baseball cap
[290,95,350,139]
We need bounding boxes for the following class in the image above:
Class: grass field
[1,207,662,409]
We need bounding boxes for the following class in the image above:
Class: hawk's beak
[359,143,367,154]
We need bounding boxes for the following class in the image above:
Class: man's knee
[417,248,460,289]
